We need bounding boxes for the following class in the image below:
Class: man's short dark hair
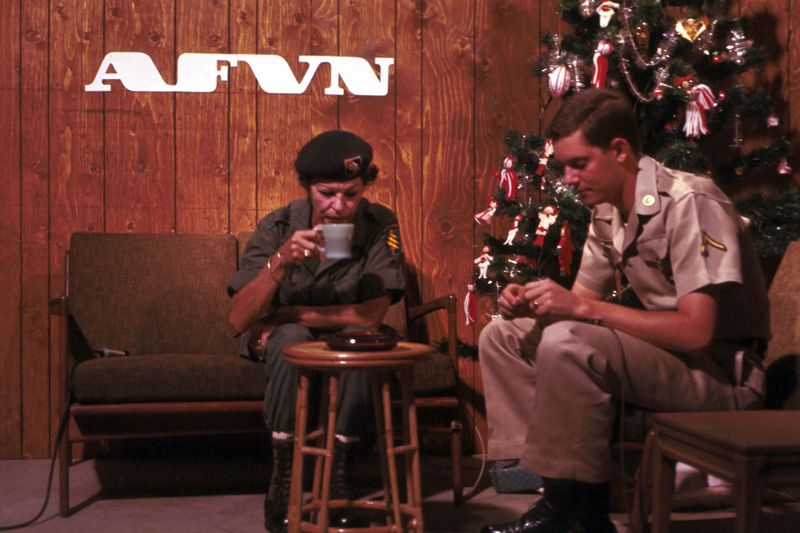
[546,89,641,156]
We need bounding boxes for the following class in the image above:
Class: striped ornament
[548,64,571,98]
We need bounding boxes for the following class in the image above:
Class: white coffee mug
[316,223,354,259]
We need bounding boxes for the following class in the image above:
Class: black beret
[294,130,373,182]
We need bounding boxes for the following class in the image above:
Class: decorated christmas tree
[466,0,797,324]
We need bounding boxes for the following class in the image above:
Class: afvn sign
[86,52,394,96]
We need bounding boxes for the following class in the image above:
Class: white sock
[335,434,361,444]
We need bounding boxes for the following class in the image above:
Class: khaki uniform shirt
[228,197,405,331]
[575,156,770,344]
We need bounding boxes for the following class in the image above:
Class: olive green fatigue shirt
[228,197,405,356]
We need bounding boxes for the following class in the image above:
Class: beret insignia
[343,156,362,178]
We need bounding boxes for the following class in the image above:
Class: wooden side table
[649,410,800,533]
[282,341,433,533]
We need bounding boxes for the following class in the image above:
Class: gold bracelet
[266,251,283,283]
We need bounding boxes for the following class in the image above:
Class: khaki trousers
[478,317,541,460]
[479,318,763,482]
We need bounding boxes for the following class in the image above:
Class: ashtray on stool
[324,330,400,351]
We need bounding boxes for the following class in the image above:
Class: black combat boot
[328,438,370,528]
[264,437,293,532]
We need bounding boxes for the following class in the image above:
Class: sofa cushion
[765,240,800,367]
[414,352,456,395]
[73,354,265,403]
[68,232,239,358]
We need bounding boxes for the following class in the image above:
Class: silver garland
[570,55,585,92]
[580,0,597,18]
[616,1,677,102]
[619,55,669,104]
[726,21,749,65]
[620,4,677,69]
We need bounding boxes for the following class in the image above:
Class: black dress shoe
[263,511,288,533]
[480,499,571,533]
[568,513,616,533]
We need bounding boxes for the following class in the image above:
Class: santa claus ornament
[536,139,555,177]
[504,215,523,245]
[534,205,559,246]
[474,246,494,279]
[558,220,576,276]
[596,1,620,28]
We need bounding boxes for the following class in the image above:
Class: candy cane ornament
[591,40,614,88]
[498,156,519,200]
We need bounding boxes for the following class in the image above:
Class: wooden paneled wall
[1,0,798,459]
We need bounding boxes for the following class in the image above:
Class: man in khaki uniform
[480,89,768,533]
[227,131,405,532]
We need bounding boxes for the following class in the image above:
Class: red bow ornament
[682,83,715,138]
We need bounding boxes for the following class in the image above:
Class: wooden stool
[282,341,432,533]
[649,411,800,533]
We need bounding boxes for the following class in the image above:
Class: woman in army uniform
[227,131,405,531]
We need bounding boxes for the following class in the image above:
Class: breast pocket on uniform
[635,235,667,269]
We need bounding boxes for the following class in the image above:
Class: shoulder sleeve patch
[384,224,402,257]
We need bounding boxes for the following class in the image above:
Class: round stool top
[283,341,432,370]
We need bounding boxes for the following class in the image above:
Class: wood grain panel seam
[173,0,178,232]
[227,0,231,233]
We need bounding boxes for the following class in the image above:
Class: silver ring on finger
[303,249,311,258]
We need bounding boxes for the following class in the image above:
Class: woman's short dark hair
[545,89,641,155]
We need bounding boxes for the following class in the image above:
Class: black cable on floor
[0,393,71,531]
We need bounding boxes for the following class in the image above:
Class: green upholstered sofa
[52,232,264,516]
[52,231,462,516]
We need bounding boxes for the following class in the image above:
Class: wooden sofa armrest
[406,293,464,505]
[405,294,454,321]
[406,293,458,367]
